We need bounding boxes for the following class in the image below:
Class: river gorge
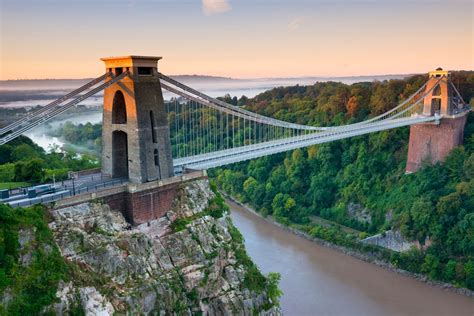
[228,199,474,316]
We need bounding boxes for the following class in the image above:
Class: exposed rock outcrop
[47,179,280,315]
[361,230,417,252]
[346,203,372,224]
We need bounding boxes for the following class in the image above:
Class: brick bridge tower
[101,56,174,183]
[406,68,468,173]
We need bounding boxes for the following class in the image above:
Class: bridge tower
[101,56,174,183]
[406,68,468,173]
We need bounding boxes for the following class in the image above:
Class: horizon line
[0,71,429,82]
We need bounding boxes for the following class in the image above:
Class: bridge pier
[406,115,467,173]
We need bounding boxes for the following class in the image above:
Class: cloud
[288,17,305,31]
[202,0,232,16]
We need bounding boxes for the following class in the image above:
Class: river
[227,199,474,316]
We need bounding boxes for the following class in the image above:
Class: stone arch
[112,91,127,124]
[112,130,128,178]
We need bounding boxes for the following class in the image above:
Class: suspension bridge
[0,56,470,223]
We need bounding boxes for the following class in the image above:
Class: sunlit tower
[101,56,174,183]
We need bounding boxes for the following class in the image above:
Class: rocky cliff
[0,179,281,315]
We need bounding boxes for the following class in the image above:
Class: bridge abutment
[406,115,467,173]
[54,171,207,225]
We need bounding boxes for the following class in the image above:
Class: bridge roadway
[174,115,438,170]
[4,173,127,208]
[3,115,439,209]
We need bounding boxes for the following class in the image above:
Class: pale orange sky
[1,0,473,80]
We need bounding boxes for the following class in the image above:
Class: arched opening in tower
[112,90,127,124]
[112,130,129,178]
[431,98,441,114]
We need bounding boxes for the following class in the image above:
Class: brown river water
[228,199,474,316]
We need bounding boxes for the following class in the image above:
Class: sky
[0,0,473,79]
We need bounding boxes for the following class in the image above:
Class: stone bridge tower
[406,69,468,173]
[101,56,174,183]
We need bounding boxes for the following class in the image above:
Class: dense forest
[212,71,474,290]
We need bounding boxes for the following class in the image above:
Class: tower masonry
[101,56,174,183]
[406,69,469,173]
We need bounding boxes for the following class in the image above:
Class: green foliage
[0,204,68,314]
[44,168,70,182]
[14,158,46,182]
[213,71,474,290]
[266,272,283,306]
[0,163,15,183]
[48,121,102,153]
[170,217,192,232]
[0,135,99,184]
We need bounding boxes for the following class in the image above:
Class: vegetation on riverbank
[212,71,474,290]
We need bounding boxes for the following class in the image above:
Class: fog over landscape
[0,74,409,108]
[0,74,410,152]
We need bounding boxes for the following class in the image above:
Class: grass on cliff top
[0,182,29,190]
[0,203,68,315]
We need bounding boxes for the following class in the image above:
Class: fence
[7,178,127,208]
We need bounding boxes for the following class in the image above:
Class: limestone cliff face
[48,179,281,315]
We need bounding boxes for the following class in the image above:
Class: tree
[463,153,474,180]
[444,260,457,281]
[465,261,474,289]
[0,145,13,164]
[243,176,264,204]
[272,193,295,219]
[421,254,440,280]
[408,197,434,244]
[12,144,37,161]
[444,147,467,181]
[346,96,359,117]
[14,158,46,182]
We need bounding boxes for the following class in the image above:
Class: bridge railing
[6,178,127,208]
